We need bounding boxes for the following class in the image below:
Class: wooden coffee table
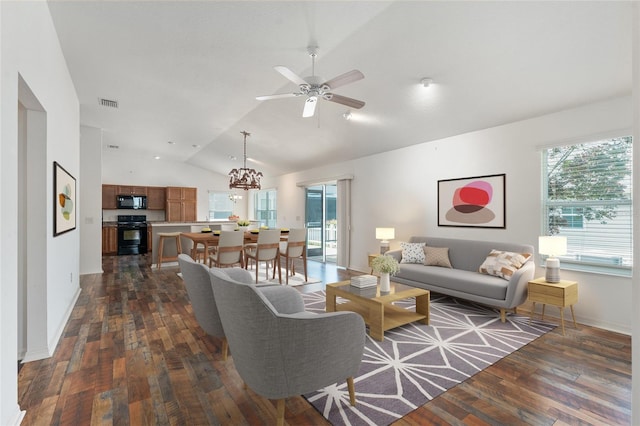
[326,280,430,341]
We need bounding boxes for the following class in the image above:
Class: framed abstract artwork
[437,173,506,228]
[54,161,76,236]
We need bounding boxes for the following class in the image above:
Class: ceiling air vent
[106,144,119,149]
[99,98,119,109]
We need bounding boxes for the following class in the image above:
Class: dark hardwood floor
[18,255,631,425]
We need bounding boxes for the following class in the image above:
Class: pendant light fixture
[228,131,262,190]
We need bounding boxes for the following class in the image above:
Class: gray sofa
[386,237,535,322]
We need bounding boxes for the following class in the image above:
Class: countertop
[102,220,238,227]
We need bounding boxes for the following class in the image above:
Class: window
[255,190,277,228]
[208,192,236,220]
[542,136,632,275]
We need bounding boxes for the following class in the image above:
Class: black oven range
[117,215,148,255]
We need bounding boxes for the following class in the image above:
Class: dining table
[180,230,289,263]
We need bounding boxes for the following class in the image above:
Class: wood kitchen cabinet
[165,186,197,222]
[102,184,118,209]
[102,225,118,255]
[117,185,147,196]
[146,186,166,210]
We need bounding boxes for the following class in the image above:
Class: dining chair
[209,230,244,268]
[244,229,282,284]
[210,269,365,426]
[220,222,237,231]
[275,228,307,285]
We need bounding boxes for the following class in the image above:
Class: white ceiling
[47,1,632,178]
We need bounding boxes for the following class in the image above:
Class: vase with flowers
[371,255,400,292]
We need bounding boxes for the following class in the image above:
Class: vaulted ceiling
[47,1,632,178]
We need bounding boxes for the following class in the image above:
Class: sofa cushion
[423,246,452,268]
[400,242,426,263]
[396,263,509,300]
[479,250,532,280]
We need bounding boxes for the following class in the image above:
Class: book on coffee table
[351,275,378,288]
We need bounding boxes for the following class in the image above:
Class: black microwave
[117,195,147,210]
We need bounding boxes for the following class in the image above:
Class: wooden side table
[368,254,380,274]
[528,277,578,335]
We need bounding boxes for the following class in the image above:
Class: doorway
[305,184,337,263]
[18,76,49,362]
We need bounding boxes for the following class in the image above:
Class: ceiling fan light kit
[256,46,366,118]
[228,131,263,190]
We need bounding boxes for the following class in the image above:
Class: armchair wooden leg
[347,376,356,406]
[276,399,285,426]
[500,309,506,323]
[221,338,228,361]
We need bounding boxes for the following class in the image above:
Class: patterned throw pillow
[423,246,452,268]
[478,250,532,280]
[400,242,426,264]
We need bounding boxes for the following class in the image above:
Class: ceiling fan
[256,46,365,118]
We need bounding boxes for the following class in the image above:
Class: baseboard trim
[47,286,82,357]
[3,404,25,426]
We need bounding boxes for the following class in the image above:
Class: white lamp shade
[538,236,567,257]
[376,227,395,240]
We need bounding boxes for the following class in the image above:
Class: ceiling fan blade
[322,70,364,90]
[324,93,365,109]
[302,96,318,118]
[274,66,308,86]
[256,93,300,101]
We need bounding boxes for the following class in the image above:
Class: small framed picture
[438,173,506,229]
[54,161,76,236]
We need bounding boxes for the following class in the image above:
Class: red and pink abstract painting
[438,174,505,228]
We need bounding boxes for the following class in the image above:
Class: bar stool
[157,232,182,269]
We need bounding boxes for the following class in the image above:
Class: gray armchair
[209,267,366,426]
[178,254,255,360]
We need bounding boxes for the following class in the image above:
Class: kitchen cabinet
[165,186,197,222]
[102,225,118,255]
[102,184,118,209]
[117,185,147,196]
[147,186,166,210]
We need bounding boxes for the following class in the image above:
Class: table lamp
[539,236,567,283]
[376,227,395,254]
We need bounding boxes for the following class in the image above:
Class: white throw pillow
[400,242,426,264]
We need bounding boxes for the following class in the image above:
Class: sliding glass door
[305,184,337,263]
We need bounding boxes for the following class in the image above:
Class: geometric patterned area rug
[301,290,556,425]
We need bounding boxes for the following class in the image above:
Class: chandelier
[229,131,263,190]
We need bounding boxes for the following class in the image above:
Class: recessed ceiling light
[192,144,200,148]
[168,141,175,144]
[420,77,433,88]
[154,156,161,160]
[229,155,237,161]
[343,111,352,120]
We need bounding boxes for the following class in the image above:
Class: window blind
[542,136,633,274]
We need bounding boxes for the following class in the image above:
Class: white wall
[80,126,103,274]
[101,150,242,221]
[1,2,80,424]
[267,95,633,334]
